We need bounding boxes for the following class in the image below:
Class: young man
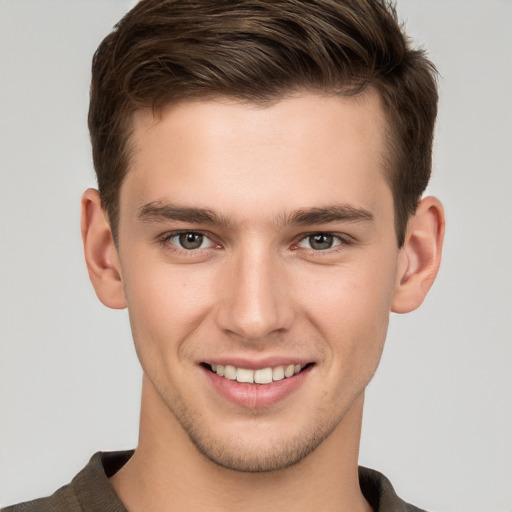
[3,1,444,511]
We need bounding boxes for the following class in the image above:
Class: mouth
[202,362,314,384]
[201,360,314,408]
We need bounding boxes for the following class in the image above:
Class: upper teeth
[211,364,304,384]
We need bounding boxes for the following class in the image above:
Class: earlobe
[391,196,445,314]
[81,188,127,309]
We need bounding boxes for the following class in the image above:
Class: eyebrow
[137,201,373,228]
[137,201,234,228]
[282,205,374,226]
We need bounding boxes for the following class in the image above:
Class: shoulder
[1,483,80,512]
[358,466,428,512]
[1,451,132,512]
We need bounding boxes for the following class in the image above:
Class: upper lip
[200,356,313,370]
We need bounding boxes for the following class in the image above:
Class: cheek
[297,255,397,367]
[301,261,395,323]
[121,256,217,361]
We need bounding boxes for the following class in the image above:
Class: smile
[203,361,314,408]
[206,363,308,384]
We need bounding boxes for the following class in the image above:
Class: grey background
[0,1,511,510]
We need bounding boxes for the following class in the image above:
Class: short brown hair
[89,0,438,246]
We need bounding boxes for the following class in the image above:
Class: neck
[111,376,372,512]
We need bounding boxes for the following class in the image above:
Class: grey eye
[297,233,342,251]
[308,234,334,250]
[178,232,204,249]
[165,231,217,252]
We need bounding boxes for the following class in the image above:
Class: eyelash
[293,232,352,252]
[158,231,219,253]
[157,230,353,254]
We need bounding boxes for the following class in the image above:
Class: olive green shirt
[2,451,427,512]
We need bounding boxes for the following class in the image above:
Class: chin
[183,418,337,473]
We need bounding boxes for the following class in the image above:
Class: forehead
[122,91,391,223]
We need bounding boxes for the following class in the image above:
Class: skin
[82,91,444,512]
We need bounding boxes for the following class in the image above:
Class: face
[116,92,401,472]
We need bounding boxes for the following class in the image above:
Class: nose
[215,246,294,341]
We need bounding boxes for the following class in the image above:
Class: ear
[81,188,127,309]
[391,196,445,313]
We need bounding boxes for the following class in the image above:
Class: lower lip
[203,365,312,409]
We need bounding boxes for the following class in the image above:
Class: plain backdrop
[0,1,511,510]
